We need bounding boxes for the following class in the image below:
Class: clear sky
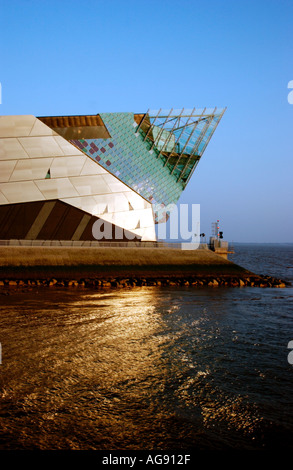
[0,0,292,242]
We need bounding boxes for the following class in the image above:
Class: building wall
[0,115,156,241]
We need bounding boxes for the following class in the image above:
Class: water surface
[0,243,293,450]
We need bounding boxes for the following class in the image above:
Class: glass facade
[138,108,226,185]
[66,108,225,222]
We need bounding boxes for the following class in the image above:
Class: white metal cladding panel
[35,178,80,199]
[102,175,131,193]
[124,191,149,210]
[29,118,58,136]
[60,196,98,213]
[0,181,46,203]
[50,155,87,178]
[108,208,154,230]
[9,158,53,182]
[0,138,29,160]
[97,210,156,236]
[131,225,157,241]
[52,135,85,156]
[132,208,154,228]
[69,175,113,196]
[0,115,36,137]
[80,158,108,176]
[18,136,62,158]
[100,211,138,231]
[0,191,9,204]
[0,160,17,182]
[93,193,129,213]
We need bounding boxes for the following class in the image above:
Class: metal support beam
[177,108,212,183]
[170,108,196,175]
[199,107,226,156]
[143,108,161,142]
[171,115,207,133]
[183,107,227,187]
[178,107,206,157]
[157,108,185,159]
[149,108,173,151]
[190,107,217,156]
[163,108,195,169]
[135,108,149,134]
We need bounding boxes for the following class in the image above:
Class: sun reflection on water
[0,286,289,450]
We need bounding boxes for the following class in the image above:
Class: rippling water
[0,243,293,450]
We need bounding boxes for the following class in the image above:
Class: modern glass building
[0,108,225,242]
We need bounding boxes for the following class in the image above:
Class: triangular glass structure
[39,108,225,223]
[138,108,226,185]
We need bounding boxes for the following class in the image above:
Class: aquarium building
[0,108,225,242]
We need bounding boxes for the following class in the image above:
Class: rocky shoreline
[0,273,289,292]
[0,246,290,293]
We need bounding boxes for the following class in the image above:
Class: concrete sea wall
[0,246,288,289]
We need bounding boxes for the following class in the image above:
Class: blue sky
[0,0,292,242]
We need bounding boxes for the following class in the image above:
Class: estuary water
[0,243,293,451]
